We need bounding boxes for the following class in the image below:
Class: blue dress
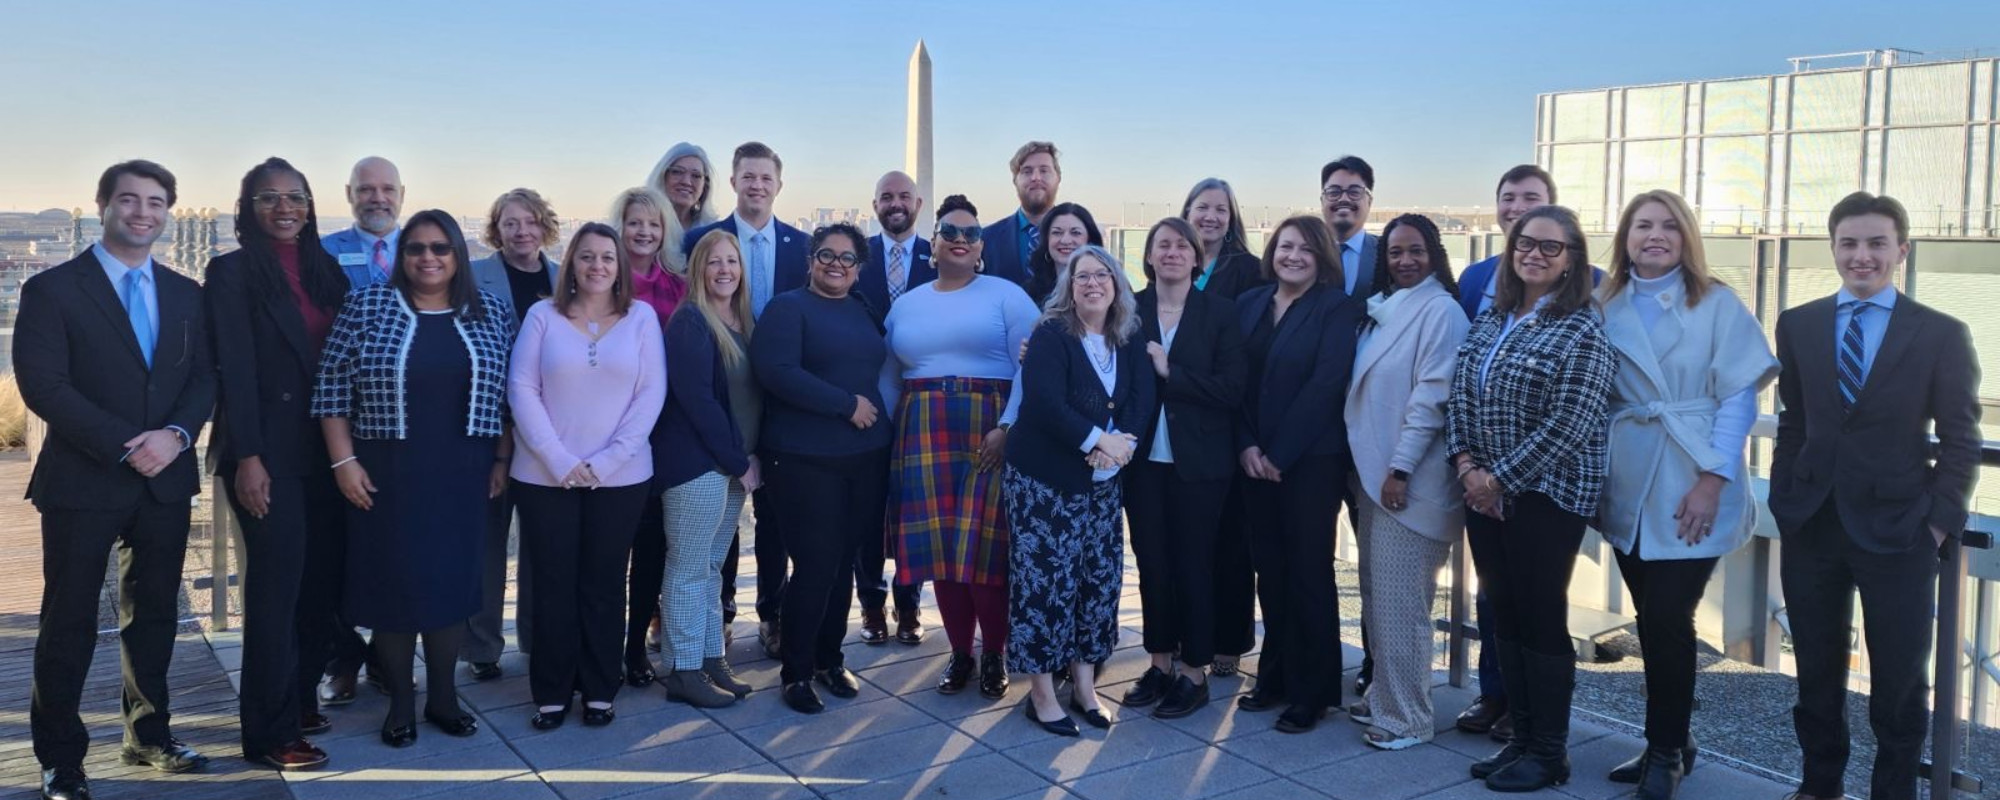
[344,311,497,633]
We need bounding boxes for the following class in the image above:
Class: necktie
[1026,222,1041,256]
[750,233,771,316]
[888,243,907,302]
[123,269,155,367]
[1838,300,1868,411]
[371,239,390,281]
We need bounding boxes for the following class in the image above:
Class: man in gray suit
[1770,192,1982,800]
[1318,155,1377,298]
[319,157,404,288]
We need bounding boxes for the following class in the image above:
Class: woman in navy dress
[312,209,516,748]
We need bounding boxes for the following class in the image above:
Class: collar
[354,225,397,249]
[1015,209,1035,230]
[1836,286,1899,311]
[881,230,921,249]
[734,213,776,243]
[1367,275,1432,326]
[93,242,154,283]
[1340,234,1363,254]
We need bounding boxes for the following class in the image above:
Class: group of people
[16,139,1979,800]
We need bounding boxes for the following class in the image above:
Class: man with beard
[18,160,217,800]
[981,141,1059,288]
[1319,155,1378,298]
[853,170,934,646]
[321,156,404,287]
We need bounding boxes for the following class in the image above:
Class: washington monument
[906,40,934,234]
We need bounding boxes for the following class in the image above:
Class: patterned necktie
[123,269,155,367]
[371,238,390,281]
[887,243,907,302]
[750,233,771,316]
[1026,221,1041,256]
[1838,300,1868,411]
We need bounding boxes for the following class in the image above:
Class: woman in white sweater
[1342,214,1470,750]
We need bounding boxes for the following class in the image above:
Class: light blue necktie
[750,233,772,317]
[123,268,155,367]
[1838,300,1868,411]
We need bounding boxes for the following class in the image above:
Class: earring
[975,259,985,274]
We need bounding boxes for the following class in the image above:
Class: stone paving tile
[1002,713,1208,784]
[1292,744,1481,800]
[537,730,771,800]
[285,742,532,800]
[407,774,562,799]
[732,695,937,760]
[1061,746,1281,800]
[827,750,1057,800]
[1204,779,1328,800]
[504,701,719,770]
[284,707,510,783]
[613,765,819,800]
[1216,723,1376,775]
[703,678,895,730]
[779,722,988,787]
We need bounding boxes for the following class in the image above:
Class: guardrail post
[1928,530,1992,796]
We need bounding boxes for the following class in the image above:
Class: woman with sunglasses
[1446,205,1614,792]
[882,195,1040,699]
[750,223,894,714]
[1021,202,1104,307]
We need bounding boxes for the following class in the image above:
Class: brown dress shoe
[894,607,926,645]
[320,673,357,706]
[859,607,889,645]
[1456,695,1506,734]
[248,739,328,772]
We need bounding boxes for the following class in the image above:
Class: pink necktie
[371,239,389,280]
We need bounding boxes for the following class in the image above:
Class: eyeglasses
[1321,185,1370,202]
[936,223,983,244]
[402,242,454,257]
[813,249,860,268]
[252,191,311,209]
[1073,271,1114,285]
[1511,234,1570,259]
[666,166,706,183]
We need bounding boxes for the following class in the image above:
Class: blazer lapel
[1854,298,1923,410]
[1267,285,1324,363]
[1796,296,1841,411]
[263,291,315,374]
[1601,288,1668,397]
[77,257,149,368]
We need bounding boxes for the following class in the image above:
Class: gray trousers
[465,491,532,662]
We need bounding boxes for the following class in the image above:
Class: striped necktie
[887,243,907,302]
[1837,300,1869,412]
[371,239,390,281]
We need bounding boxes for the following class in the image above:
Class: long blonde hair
[1603,189,1718,306]
[686,229,754,369]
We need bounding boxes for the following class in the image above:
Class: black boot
[1485,646,1573,793]
[1609,732,1698,783]
[1470,639,1530,780]
[1632,745,1685,799]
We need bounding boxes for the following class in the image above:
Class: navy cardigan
[1005,318,1158,493]
[653,305,750,489]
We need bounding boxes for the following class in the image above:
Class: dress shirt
[1146,323,1179,464]
[1339,235,1363,296]
[1833,285,1898,382]
[882,230,922,298]
[1479,294,1552,391]
[95,242,190,449]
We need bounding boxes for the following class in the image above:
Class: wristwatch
[1390,469,1410,481]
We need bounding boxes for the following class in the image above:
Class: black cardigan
[1233,283,1363,471]
[1133,287,1246,483]
[1005,318,1157,493]
[653,304,749,489]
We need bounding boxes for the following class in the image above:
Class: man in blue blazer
[681,141,807,320]
[1458,164,1560,319]
[855,171,937,318]
[1320,155,1379,299]
[979,141,1059,288]
[319,156,403,289]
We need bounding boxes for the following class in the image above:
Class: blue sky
[4,0,1996,225]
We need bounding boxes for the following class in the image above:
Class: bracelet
[1456,463,1477,479]
[330,456,358,470]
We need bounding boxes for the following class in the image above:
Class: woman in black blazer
[1003,245,1157,736]
[205,157,350,771]
[1119,218,1245,720]
[1232,215,1364,734]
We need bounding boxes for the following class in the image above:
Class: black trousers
[625,488,666,667]
[1464,491,1586,656]
[31,499,191,769]
[722,532,740,623]
[1612,547,1717,749]
[750,484,787,622]
[854,525,921,615]
[1123,460,1227,667]
[514,481,649,707]
[1476,590,1504,701]
[768,448,889,684]
[228,471,346,754]
[1212,482,1257,657]
[1242,454,1345,710]
[1781,500,1938,800]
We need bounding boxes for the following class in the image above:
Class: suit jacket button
[281,392,292,401]
[1106,401,1115,409]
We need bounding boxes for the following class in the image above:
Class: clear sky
[3,0,1995,226]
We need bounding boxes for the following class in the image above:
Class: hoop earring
[975,259,985,274]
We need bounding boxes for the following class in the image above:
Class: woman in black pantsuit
[206,158,349,771]
[1120,218,1244,720]
[1232,216,1364,735]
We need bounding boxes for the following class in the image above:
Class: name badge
[338,253,368,267]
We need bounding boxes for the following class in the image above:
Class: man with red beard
[981,141,1060,288]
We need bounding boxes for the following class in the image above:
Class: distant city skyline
[4,1,1997,226]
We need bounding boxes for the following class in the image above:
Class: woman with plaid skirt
[881,195,1041,699]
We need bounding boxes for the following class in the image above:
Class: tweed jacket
[1445,302,1615,518]
[311,283,515,439]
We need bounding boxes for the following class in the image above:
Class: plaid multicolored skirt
[890,376,1012,586]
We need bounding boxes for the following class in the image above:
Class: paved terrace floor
[0,449,1954,799]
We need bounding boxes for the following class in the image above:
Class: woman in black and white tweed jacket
[1444,205,1614,793]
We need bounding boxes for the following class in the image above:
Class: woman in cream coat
[1343,214,1470,750]
[1596,191,1776,800]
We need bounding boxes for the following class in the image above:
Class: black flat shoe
[119,738,208,773]
[380,723,417,748]
[624,664,657,688]
[814,666,861,699]
[530,707,568,730]
[1237,687,1283,712]
[937,652,976,694]
[1274,704,1326,734]
[1154,675,1210,719]
[1067,693,1112,728]
[582,707,615,727]
[1120,666,1172,707]
[468,662,502,681]
[424,709,479,737]
[1024,700,1080,737]
[783,681,825,714]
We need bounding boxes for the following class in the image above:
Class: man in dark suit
[679,141,806,658]
[1770,192,1982,800]
[1319,155,1378,298]
[979,141,1059,288]
[16,160,217,800]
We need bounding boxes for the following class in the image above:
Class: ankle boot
[1610,732,1698,783]
[1485,646,1573,792]
[1633,745,1685,799]
[702,657,752,698]
[1471,639,1531,779]
[663,670,737,708]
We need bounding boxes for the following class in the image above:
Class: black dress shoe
[119,738,209,773]
[582,706,616,727]
[1120,666,1173,707]
[468,662,503,681]
[1067,693,1112,728]
[1274,704,1326,734]
[937,652,976,694]
[814,666,861,699]
[1455,695,1506,734]
[41,766,90,800]
[530,707,568,730]
[247,739,328,772]
[380,723,417,748]
[978,652,1010,699]
[782,681,825,714]
[859,607,888,645]
[893,607,926,645]
[320,673,358,706]
[1237,686,1283,712]
[424,708,479,737]
[1024,700,1080,737]
[624,663,657,688]
[1153,675,1210,719]
[300,711,332,736]
[1610,737,1698,783]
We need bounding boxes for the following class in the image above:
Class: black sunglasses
[813,249,860,268]
[402,242,454,257]
[936,223,983,244]
[1512,234,1569,259]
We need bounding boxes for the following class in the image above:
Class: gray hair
[647,143,717,272]
[1039,244,1140,348]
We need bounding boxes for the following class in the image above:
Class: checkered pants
[661,472,747,671]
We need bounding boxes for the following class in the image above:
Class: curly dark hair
[1369,213,1459,299]
[936,194,978,220]
[810,222,870,266]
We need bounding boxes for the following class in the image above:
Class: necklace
[1087,337,1115,374]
